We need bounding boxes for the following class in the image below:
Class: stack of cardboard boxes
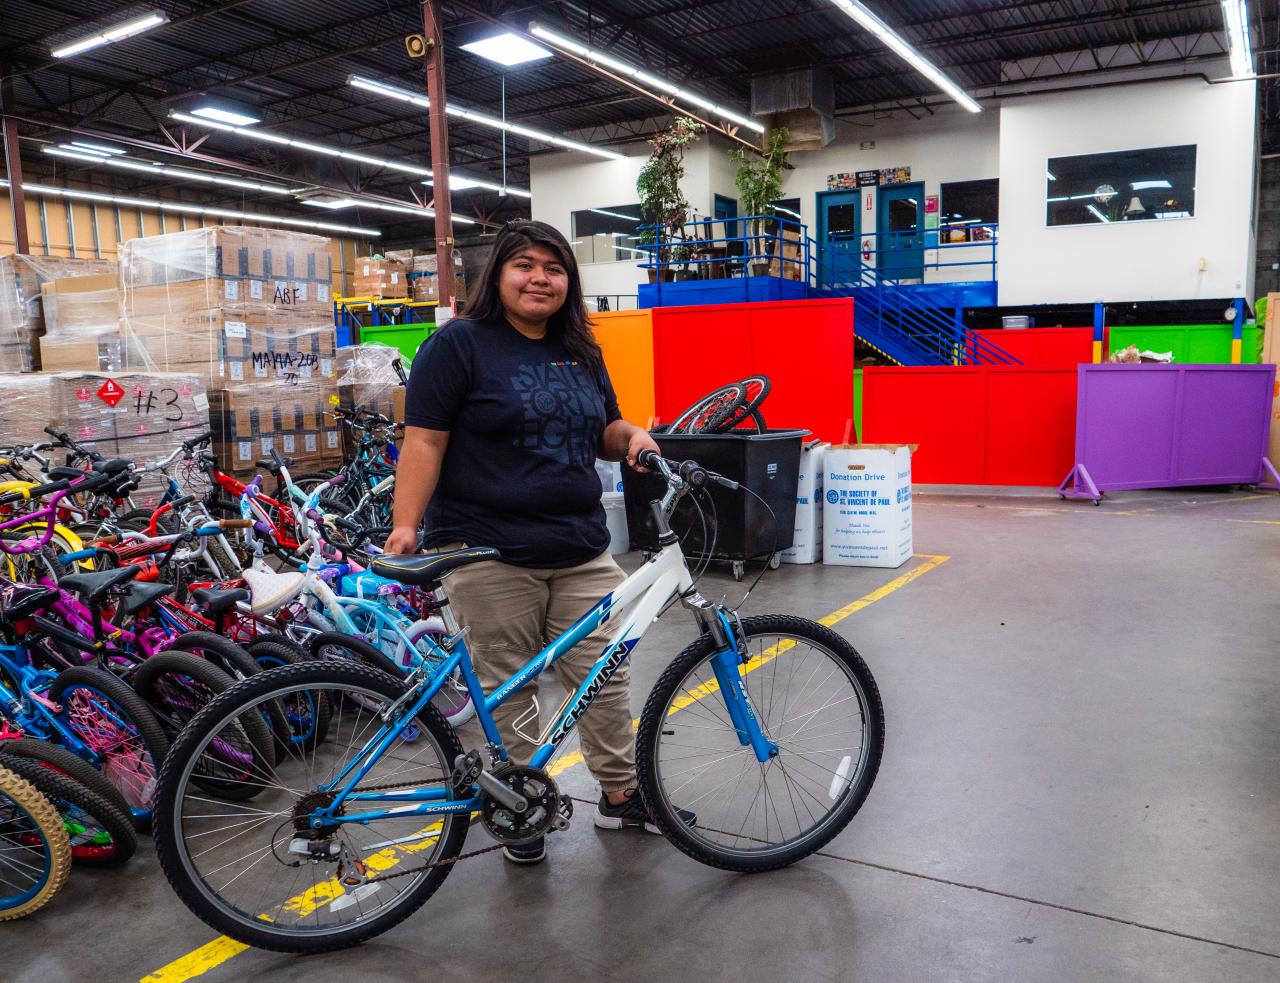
[117,227,341,476]
[352,259,409,299]
[769,226,804,281]
[38,274,123,372]
[376,249,466,305]
[0,255,117,371]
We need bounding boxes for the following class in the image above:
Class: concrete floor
[11,486,1280,983]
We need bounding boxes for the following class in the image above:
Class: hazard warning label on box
[96,378,125,408]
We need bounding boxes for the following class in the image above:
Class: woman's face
[498,244,569,326]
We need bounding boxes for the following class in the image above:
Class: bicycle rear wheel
[0,764,71,920]
[153,662,469,953]
[636,614,884,872]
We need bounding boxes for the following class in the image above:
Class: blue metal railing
[635,215,1014,366]
[835,224,998,285]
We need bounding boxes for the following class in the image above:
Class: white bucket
[602,492,629,554]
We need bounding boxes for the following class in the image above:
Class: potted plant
[636,116,704,282]
[729,128,791,276]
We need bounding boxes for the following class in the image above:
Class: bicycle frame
[309,537,775,829]
[0,644,96,760]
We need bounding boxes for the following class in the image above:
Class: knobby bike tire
[169,631,292,765]
[133,651,276,801]
[0,754,137,867]
[47,665,170,832]
[0,736,132,820]
[0,765,71,920]
[714,375,772,432]
[635,614,884,873]
[667,383,746,434]
[152,661,468,953]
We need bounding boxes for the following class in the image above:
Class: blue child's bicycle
[152,452,885,953]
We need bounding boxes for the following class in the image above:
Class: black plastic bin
[621,429,809,579]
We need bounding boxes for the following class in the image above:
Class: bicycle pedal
[450,749,483,791]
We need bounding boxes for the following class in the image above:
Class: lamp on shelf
[1124,195,1147,220]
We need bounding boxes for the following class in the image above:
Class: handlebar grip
[43,426,64,440]
[271,448,286,468]
[26,478,72,498]
[92,535,121,546]
[218,519,253,529]
[170,495,196,510]
[182,431,213,450]
[334,516,362,533]
[327,474,346,487]
[0,491,24,506]
[247,475,263,492]
[636,449,662,470]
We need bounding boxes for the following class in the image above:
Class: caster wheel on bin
[769,553,781,570]
[1092,500,1101,507]
[1059,494,1066,501]
[732,561,746,582]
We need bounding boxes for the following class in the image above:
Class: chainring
[480,765,561,845]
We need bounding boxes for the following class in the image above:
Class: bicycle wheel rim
[167,680,461,943]
[649,633,874,860]
[0,792,53,909]
[58,685,160,817]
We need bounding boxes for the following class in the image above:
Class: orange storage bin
[592,309,655,426]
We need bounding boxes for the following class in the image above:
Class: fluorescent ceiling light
[70,140,125,156]
[589,207,640,221]
[822,1,981,113]
[1131,180,1172,191]
[461,32,553,67]
[1221,0,1253,78]
[170,110,530,197]
[348,75,625,161]
[1086,205,1111,223]
[301,197,359,210]
[42,146,293,194]
[51,11,169,59]
[0,179,380,236]
[528,24,765,134]
[190,106,261,127]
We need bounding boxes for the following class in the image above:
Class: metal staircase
[811,241,1019,367]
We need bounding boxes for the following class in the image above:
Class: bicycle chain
[331,777,507,882]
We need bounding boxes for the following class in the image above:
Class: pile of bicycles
[0,405,465,918]
[1,395,884,945]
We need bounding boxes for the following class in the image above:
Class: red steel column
[422,1,456,309]
[0,74,30,254]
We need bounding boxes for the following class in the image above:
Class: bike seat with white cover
[241,567,307,615]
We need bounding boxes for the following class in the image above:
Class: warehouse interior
[0,3,1278,981]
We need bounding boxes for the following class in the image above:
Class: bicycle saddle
[371,547,500,588]
[189,586,250,619]
[92,459,132,475]
[59,565,139,605]
[47,466,87,481]
[241,568,306,615]
[0,580,59,621]
[116,581,175,617]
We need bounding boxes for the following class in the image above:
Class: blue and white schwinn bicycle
[152,451,885,953]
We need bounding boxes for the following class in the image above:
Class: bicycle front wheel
[0,764,72,920]
[636,614,884,872]
[153,662,469,954]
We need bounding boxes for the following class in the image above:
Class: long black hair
[459,219,603,367]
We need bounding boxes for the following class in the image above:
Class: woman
[384,220,682,865]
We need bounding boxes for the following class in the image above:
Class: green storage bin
[359,323,435,363]
[1108,324,1259,364]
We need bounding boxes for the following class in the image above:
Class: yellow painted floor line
[1226,518,1280,525]
[142,554,948,982]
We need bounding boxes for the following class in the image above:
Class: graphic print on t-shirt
[510,360,602,466]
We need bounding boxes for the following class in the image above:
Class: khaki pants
[444,549,635,792]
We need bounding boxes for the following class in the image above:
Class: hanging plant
[636,116,705,275]
[729,128,791,264]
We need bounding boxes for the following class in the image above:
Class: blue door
[876,182,925,281]
[816,190,861,289]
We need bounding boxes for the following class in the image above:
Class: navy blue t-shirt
[404,317,622,568]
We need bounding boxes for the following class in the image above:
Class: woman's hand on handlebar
[382,525,420,556]
[625,429,662,472]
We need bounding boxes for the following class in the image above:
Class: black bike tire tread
[0,754,138,868]
[0,737,132,819]
[134,651,276,782]
[0,765,72,920]
[635,614,884,873]
[152,661,468,954]
[48,665,170,831]
[307,632,400,676]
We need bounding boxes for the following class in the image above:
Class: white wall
[998,76,1257,305]
[529,74,1259,306]
[530,138,721,300]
